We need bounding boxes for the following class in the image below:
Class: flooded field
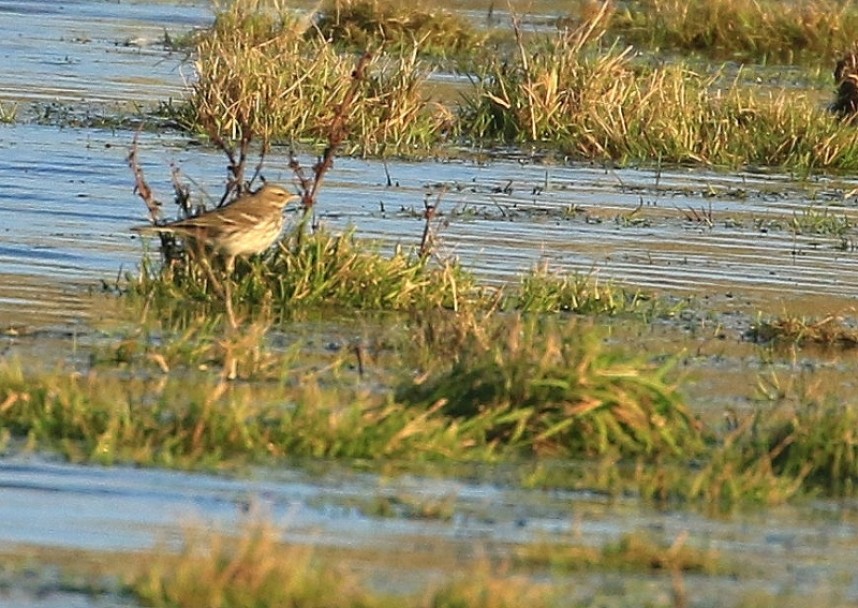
[3,1,858,606]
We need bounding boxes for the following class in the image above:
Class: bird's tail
[131,224,171,235]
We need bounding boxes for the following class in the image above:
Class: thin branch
[249,140,270,186]
[210,132,242,206]
[294,51,373,217]
[420,186,446,258]
[288,147,313,193]
[127,130,162,223]
[170,163,192,218]
[236,130,251,191]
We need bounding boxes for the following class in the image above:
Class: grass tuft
[608,0,858,64]
[315,0,485,60]
[747,314,858,347]
[516,531,726,575]
[0,101,16,123]
[131,227,484,319]
[510,263,651,315]
[397,314,703,460]
[750,400,858,496]
[168,0,448,156]
[459,7,858,169]
[132,521,381,608]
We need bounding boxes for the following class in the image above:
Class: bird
[132,183,299,274]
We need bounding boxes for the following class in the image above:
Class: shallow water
[0,0,206,107]
[2,1,858,606]
[2,454,858,604]
[5,122,858,312]
[2,1,858,315]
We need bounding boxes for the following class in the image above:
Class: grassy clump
[6,305,858,507]
[171,0,858,169]
[790,206,853,237]
[130,521,555,608]
[315,0,486,60]
[263,230,478,311]
[461,15,858,169]
[172,0,448,155]
[132,522,385,608]
[746,401,858,496]
[607,0,858,64]
[517,531,727,575]
[510,263,651,315]
[398,314,704,460]
[747,314,858,347]
[0,101,16,123]
[132,227,484,320]
[648,380,858,506]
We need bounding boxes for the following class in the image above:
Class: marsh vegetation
[5,0,858,606]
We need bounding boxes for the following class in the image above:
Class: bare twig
[170,163,192,218]
[248,140,270,187]
[292,51,374,221]
[210,132,245,205]
[288,148,313,194]
[680,203,714,228]
[420,187,446,258]
[235,130,251,192]
[127,131,162,223]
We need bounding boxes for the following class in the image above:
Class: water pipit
[133,183,298,273]
[132,183,298,330]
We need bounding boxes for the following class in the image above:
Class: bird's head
[257,184,300,209]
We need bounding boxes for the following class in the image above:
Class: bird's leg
[188,239,225,297]
[188,242,236,330]
[215,255,238,381]
[197,255,225,299]
[223,255,238,331]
